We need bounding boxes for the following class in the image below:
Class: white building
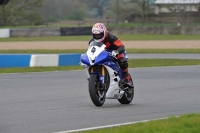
[155,0,200,14]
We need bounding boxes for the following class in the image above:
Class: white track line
[53,117,169,133]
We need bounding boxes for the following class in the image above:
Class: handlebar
[108,52,117,60]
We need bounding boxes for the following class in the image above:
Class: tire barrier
[30,54,59,67]
[0,29,10,38]
[2,26,200,37]
[10,28,60,37]
[0,54,81,68]
[0,54,31,68]
[58,54,81,66]
[60,27,91,36]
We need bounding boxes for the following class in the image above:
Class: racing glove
[111,50,119,57]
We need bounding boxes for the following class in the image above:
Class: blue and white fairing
[80,41,125,99]
[80,41,123,79]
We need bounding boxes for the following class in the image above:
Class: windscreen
[89,41,103,47]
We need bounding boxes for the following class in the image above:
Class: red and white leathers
[89,29,131,83]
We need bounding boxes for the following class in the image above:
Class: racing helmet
[92,23,107,42]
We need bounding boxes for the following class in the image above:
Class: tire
[118,77,134,104]
[89,74,106,107]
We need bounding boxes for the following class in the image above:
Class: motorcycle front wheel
[89,74,106,107]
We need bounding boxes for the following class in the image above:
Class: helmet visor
[93,33,104,40]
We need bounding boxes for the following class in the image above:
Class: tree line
[0,0,156,26]
[1,0,199,27]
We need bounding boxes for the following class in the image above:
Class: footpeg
[119,79,134,89]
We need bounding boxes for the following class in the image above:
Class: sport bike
[80,41,134,107]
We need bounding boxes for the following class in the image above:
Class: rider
[89,23,131,83]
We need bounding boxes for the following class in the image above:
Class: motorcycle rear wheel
[118,77,134,104]
[89,74,106,107]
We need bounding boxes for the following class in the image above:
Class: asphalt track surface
[1,66,200,133]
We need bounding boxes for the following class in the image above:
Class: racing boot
[122,71,134,88]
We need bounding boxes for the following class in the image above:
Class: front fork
[85,65,106,90]
[85,65,105,82]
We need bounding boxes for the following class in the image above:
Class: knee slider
[118,58,128,69]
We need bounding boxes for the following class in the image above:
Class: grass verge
[78,113,200,133]
[1,49,200,54]
[0,34,200,42]
[1,59,200,74]
[0,66,82,74]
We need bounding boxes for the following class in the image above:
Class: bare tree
[110,0,134,21]
[0,0,44,26]
[129,0,150,23]
[0,0,10,5]
[108,0,153,23]
[40,0,87,21]
[83,0,112,18]
[199,3,200,22]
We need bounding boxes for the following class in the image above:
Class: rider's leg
[116,54,131,83]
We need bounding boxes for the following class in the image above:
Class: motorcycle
[80,41,134,107]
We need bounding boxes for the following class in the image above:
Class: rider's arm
[107,32,125,54]
[116,46,125,54]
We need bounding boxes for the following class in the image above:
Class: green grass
[1,49,200,54]
[1,22,200,28]
[0,34,200,42]
[0,66,82,74]
[0,49,87,54]
[129,59,200,67]
[109,22,200,27]
[126,49,200,53]
[0,36,91,42]
[1,59,200,74]
[78,113,200,133]
[118,34,200,41]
